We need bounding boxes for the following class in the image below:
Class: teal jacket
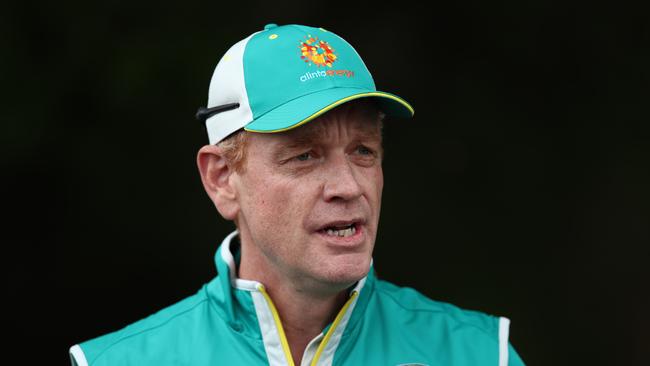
[70,231,525,365]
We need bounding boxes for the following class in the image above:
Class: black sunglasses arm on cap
[195,103,240,124]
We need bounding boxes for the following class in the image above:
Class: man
[69,23,525,365]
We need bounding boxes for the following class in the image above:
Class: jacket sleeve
[498,316,526,366]
[69,344,89,366]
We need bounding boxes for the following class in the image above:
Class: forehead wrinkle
[284,120,328,148]
[269,102,383,158]
[266,125,322,162]
[285,118,381,149]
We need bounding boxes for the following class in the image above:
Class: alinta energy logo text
[298,35,354,82]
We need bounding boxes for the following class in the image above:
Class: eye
[295,152,313,161]
[356,145,374,156]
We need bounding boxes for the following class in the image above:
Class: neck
[237,244,351,365]
[264,282,348,365]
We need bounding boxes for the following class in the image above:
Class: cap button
[264,23,278,30]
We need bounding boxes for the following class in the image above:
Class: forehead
[288,114,379,142]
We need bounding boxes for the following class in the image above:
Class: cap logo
[299,35,337,67]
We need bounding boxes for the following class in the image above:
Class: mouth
[319,223,358,237]
[316,220,364,240]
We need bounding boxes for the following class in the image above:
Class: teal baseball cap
[196,23,415,145]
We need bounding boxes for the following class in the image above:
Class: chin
[318,255,371,287]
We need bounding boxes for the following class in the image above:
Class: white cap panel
[205,32,259,145]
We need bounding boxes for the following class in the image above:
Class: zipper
[310,291,358,366]
[257,284,359,366]
[258,284,296,366]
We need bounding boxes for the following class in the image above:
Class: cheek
[376,167,384,194]
[365,166,384,202]
[244,175,306,227]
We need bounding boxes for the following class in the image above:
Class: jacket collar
[209,229,375,337]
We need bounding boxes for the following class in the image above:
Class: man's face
[232,104,383,292]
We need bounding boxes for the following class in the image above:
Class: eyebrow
[271,123,383,160]
[270,134,318,162]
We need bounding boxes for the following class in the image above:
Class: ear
[196,144,240,220]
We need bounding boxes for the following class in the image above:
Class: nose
[322,154,363,202]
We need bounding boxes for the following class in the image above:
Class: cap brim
[244,87,414,133]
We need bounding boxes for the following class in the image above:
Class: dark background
[3,1,649,364]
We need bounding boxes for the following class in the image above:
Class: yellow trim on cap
[244,92,415,134]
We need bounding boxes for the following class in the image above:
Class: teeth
[325,225,356,237]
